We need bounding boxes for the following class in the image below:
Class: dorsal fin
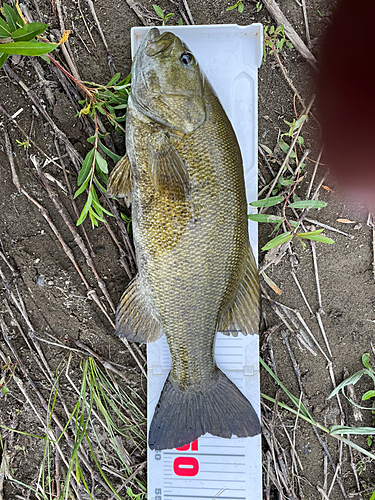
[217,246,260,336]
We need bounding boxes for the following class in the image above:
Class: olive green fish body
[108,28,261,449]
[129,86,248,384]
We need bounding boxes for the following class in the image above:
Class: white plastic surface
[131,24,263,500]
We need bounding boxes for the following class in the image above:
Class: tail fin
[148,368,261,450]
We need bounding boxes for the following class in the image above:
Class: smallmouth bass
[108,28,261,450]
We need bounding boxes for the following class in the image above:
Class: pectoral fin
[217,246,260,336]
[116,275,163,343]
[107,154,132,207]
[148,132,189,199]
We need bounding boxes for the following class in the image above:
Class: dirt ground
[0,0,374,499]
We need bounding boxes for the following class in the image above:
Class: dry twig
[262,0,317,67]
[300,0,311,49]
[3,130,145,376]
[85,0,115,74]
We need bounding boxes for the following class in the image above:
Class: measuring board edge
[130,24,263,500]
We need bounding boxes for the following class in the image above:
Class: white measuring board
[130,24,263,500]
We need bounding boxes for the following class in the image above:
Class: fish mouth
[144,27,160,43]
[144,30,175,56]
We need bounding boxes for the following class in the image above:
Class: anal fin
[218,245,260,336]
[116,275,163,343]
[107,154,132,207]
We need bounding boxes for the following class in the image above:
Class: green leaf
[297,230,334,244]
[1,386,9,395]
[248,214,284,224]
[308,234,334,244]
[95,104,106,116]
[89,208,99,227]
[3,3,24,31]
[0,52,9,68]
[98,141,122,163]
[77,149,95,186]
[73,176,90,199]
[113,84,130,91]
[226,5,237,11]
[297,135,304,145]
[289,200,327,209]
[298,238,306,251]
[76,190,93,226]
[259,357,313,420]
[11,22,48,42]
[259,143,273,155]
[95,151,108,174]
[279,138,296,157]
[107,72,121,86]
[250,196,284,207]
[98,132,110,139]
[0,40,58,55]
[153,4,164,18]
[238,3,244,12]
[112,114,127,122]
[0,17,11,37]
[279,177,294,186]
[294,115,306,128]
[89,205,105,223]
[362,390,375,401]
[362,353,373,371]
[297,229,323,238]
[277,38,285,50]
[330,425,375,436]
[91,187,102,214]
[178,17,183,25]
[92,199,113,217]
[87,135,95,143]
[95,179,107,193]
[327,369,368,399]
[262,232,293,251]
[38,54,50,64]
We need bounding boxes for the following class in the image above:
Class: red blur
[316,0,375,207]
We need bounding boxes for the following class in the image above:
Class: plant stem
[89,113,99,192]
[47,53,93,99]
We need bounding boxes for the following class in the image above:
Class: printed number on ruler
[174,439,199,476]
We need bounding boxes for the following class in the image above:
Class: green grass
[1,356,147,499]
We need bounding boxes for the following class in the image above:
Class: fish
[107,27,261,450]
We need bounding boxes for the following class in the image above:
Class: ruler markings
[163,452,246,457]
[199,462,246,466]
[199,445,245,449]
[166,486,246,495]
[164,496,246,500]
[164,478,246,483]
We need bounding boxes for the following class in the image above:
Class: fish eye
[180,52,194,65]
